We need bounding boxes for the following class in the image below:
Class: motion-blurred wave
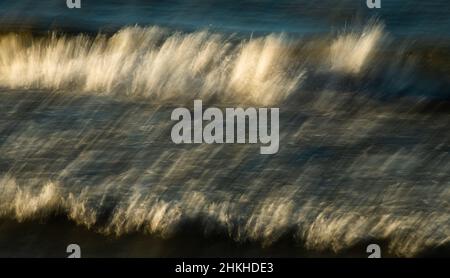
[0,23,449,258]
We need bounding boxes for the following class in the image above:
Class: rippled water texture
[0,1,449,257]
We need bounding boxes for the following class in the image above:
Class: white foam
[0,27,305,105]
[328,24,384,74]
[1,175,448,257]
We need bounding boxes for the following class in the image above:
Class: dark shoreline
[2,216,448,258]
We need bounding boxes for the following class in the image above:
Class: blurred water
[0,0,449,37]
[0,1,449,258]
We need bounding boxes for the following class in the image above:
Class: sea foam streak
[0,175,448,257]
[0,25,387,104]
[329,24,384,74]
[0,26,307,104]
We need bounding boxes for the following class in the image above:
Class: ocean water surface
[0,0,449,257]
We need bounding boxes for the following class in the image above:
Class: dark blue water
[0,0,449,37]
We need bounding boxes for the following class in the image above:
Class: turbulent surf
[0,0,449,258]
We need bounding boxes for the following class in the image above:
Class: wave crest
[0,26,306,104]
[329,24,384,74]
[1,175,448,257]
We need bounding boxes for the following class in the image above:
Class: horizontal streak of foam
[0,26,309,105]
[0,24,392,104]
[0,175,448,257]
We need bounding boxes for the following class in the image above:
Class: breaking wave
[0,24,393,104]
[0,22,449,258]
[1,174,449,257]
[329,24,384,74]
[0,26,306,104]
